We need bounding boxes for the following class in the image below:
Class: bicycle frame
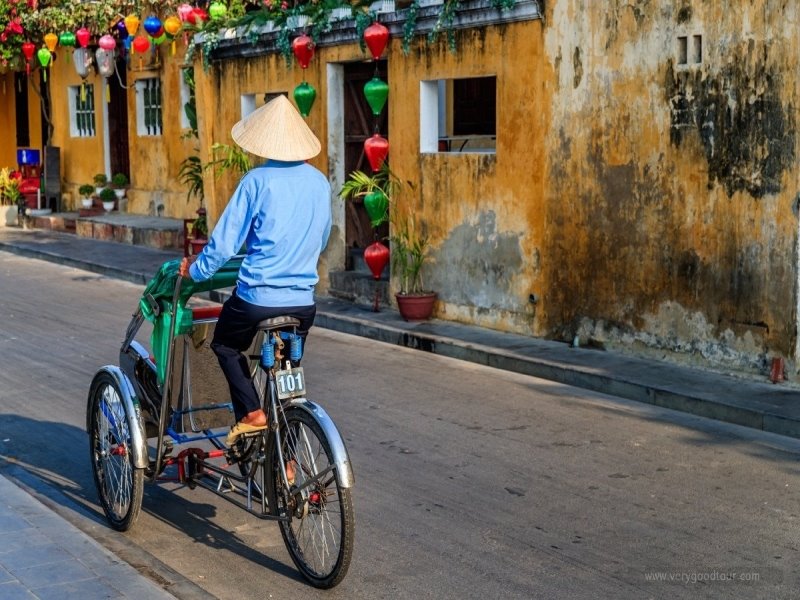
[108,259,354,519]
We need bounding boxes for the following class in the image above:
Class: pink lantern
[98,34,116,51]
[177,3,194,22]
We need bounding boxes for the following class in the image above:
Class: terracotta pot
[396,292,437,321]
[190,238,208,255]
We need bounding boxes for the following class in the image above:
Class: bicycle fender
[289,399,355,488]
[88,366,150,470]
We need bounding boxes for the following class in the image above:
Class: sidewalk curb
[0,463,217,600]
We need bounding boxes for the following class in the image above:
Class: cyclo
[86,256,355,589]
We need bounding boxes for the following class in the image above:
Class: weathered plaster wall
[542,0,800,372]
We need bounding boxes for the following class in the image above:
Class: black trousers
[210,291,315,421]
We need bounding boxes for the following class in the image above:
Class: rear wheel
[272,407,355,588]
[88,372,144,531]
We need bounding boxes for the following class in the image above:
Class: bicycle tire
[271,406,355,589]
[88,372,145,531]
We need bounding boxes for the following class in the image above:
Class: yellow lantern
[163,15,182,55]
[124,14,140,37]
[44,32,58,53]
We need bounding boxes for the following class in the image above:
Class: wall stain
[430,211,523,310]
[665,42,796,198]
[573,46,583,88]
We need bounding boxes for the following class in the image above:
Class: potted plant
[78,183,95,209]
[391,211,437,320]
[99,187,116,212]
[190,207,208,254]
[111,173,128,199]
[93,173,108,196]
[0,168,21,227]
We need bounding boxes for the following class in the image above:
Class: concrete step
[27,211,184,252]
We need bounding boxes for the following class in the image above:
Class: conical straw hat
[231,94,321,161]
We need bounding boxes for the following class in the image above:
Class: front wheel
[88,372,144,531]
[272,407,355,589]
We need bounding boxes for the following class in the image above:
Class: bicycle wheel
[88,372,145,531]
[272,407,355,589]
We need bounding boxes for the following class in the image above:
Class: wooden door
[107,59,130,180]
[343,60,388,255]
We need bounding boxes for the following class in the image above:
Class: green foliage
[391,213,430,295]
[206,142,252,179]
[178,155,205,204]
[93,173,108,186]
[78,183,95,196]
[112,173,128,188]
[339,164,401,227]
[401,0,421,54]
[182,68,198,138]
[192,212,209,238]
[99,187,116,203]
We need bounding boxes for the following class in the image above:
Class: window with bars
[68,84,95,138]
[135,77,163,136]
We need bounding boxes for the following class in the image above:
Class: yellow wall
[0,73,16,169]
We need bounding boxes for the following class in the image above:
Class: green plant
[99,187,116,203]
[179,155,205,204]
[192,208,209,239]
[78,183,94,197]
[0,167,21,206]
[390,211,431,295]
[339,164,400,227]
[93,173,108,186]
[111,173,128,188]
[206,142,252,179]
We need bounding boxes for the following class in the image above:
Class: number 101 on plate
[276,367,306,400]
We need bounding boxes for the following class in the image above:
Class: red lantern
[76,27,91,48]
[21,41,35,75]
[132,35,150,54]
[364,241,389,280]
[364,134,389,172]
[291,34,314,70]
[189,7,209,25]
[364,22,389,60]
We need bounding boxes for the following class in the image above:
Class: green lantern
[59,31,76,47]
[293,81,316,117]
[363,77,389,117]
[364,190,388,226]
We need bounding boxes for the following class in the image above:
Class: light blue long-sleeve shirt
[189,160,332,307]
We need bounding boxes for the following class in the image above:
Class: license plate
[275,367,306,400]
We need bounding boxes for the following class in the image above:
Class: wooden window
[69,84,95,138]
[136,77,163,136]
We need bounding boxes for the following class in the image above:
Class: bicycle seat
[256,316,301,331]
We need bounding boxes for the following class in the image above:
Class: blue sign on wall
[17,148,40,166]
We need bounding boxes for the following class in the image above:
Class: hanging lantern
[364,241,390,280]
[291,34,314,70]
[164,16,182,54]
[76,27,91,48]
[364,22,389,60]
[116,19,129,40]
[364,191,388,226]
[73,47,90,79]
[144,15,163,37]
[98,34,116,51]
[21,41,35,76]
[190,7,209,25]
[123,37,132,63]
[44,32,58,53]
[59,31,76,47]
[177,3,194,23]
[363,77,389,116]
[37,47,51,81]
[364,134,389,172]
[293,81,316,117]
[124,14,140,37]
[132,35,150,54]
[95,48,115,76]
[209,1,228,21]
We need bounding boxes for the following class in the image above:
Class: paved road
[1,250,799,599]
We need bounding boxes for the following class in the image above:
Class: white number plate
[275,367,306,400]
